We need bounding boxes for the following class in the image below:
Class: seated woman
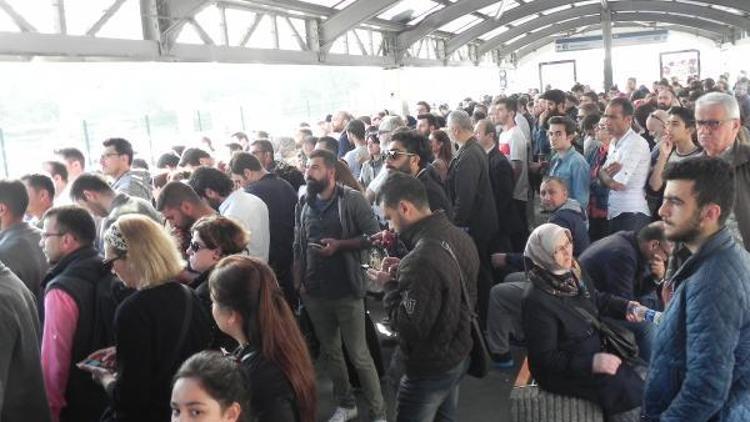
[209,256,317,422]
[521,223,644,422]
[81,215,213,422]
[171,350,246,422]
[187,215,249,350]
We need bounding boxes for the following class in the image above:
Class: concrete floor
[313,297,524,422]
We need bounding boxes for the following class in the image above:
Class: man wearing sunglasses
[694,92,750,251]
[383,130,452,220]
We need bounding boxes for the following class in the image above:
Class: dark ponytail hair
[208,256,317,422]
[173,350,247,418]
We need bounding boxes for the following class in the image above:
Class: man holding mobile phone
[293,149,385,422]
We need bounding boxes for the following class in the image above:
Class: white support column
[52,0,66,34]
[271,14,279,49]
[219,5,229,46]
[601,4,614,90]
[139,0,159,41]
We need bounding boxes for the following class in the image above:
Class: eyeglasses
[553,238,573,256]
[695,119,732,130]
[384,150,416,160]
[41,232,65,239]
[189,241,209,252]
[102,254,126,268]
[649,113,666,125]
[100,152,121,160]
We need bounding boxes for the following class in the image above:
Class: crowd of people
[0,71,750,422]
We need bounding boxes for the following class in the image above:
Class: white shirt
[219,190,270,262]
[53,184,73,206]
[498,126,530,201]
[603,128,651,219]
[515,114,531,144]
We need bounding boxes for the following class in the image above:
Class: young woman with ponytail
[209,255,317,422]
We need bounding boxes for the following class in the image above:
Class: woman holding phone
[209,255,317,422]
[80,215,212,422]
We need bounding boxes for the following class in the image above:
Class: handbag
[431,239,491,378]
[573,306,642,365]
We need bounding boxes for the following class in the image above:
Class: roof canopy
[0,0,746,65]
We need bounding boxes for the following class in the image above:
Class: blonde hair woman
[80,214,213,422]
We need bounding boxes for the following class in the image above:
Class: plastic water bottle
[644,309,663,325]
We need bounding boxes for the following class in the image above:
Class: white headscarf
[524,223,572,276]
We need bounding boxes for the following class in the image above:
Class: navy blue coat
[579,231,654,302]
[643,228,750,421]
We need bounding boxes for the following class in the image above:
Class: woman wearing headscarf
[80,215,212,422]
[521,223,644,422]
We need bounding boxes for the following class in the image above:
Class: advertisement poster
[660,49,700,84]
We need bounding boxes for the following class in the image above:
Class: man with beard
[39,205,118,422]
[535,89,568,159]
[156,181,216,256]
[293,149,386,422]
[416,114,437,137]
[368,172,478,421]
[644,157,750,421]
[694,92,750,250]
[656,88,680,110]
[383,129,452,219]
[188,167,269,261]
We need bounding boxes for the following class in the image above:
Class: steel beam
[160,0,210,45]
[319,0,400,51]
[485,12,733,55]
[188,17,216,45]
[86,0,129,36]
[480,0,749,56]
[397,0,497,51]
[477,4,597,56]
[0,0,37,32]
[514,24,723,60]
[284,16,308,51]
[239,13,264,47]
[446,0,750,56]
[222,0,405,32]
[0,32,159,58]
[499,13,730,57]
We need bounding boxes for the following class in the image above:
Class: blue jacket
[643,227,750,421]
[549,147,591,209]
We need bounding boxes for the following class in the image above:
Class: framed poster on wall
[660,49,700,84]
[539,60,577,92]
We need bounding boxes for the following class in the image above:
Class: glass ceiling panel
[379,0,440,21]
[479,25,509,41]
[476,0,520,18]
[439,14,482,33]
[296,0,345,7]
[406,3,444,25]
